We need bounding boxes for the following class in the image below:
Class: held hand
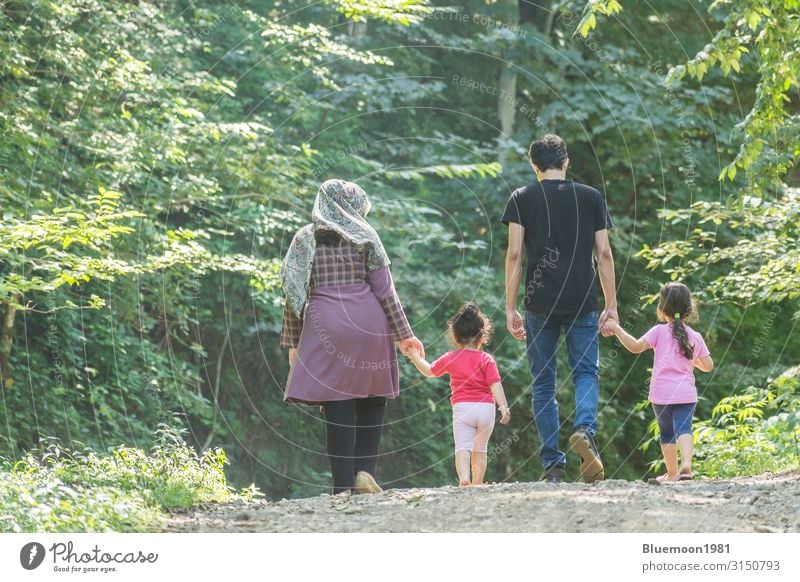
[499,407,511,425]
[602,318,620,335]
[288,348,297,367]
[506,309,526,341]
[598,307,619,337]
[399,336,425,359]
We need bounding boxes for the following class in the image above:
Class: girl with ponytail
[406,302,512,486]
[604,282,714,482]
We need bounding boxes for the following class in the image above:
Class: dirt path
[166,471,800,533]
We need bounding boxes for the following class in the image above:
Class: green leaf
[579,13,597,37]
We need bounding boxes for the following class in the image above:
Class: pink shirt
[643,323,710,405]
[430,350,502,404]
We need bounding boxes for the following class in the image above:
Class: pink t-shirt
[430,350,502,404]
[643,323,710,405]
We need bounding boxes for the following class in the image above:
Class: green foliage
[667,0,800,186]
[575,0,622,37]
[583,0,800,479]
[0,0,797,503]
[582,0,800,187]
[639,189,800,306]
[0,426,255,532]
[0,189,141,305]
[694,367,800,477]
[330,0,432,25]
[584,0,800,306]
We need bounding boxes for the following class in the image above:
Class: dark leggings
[652,402,696,444]
[323,397,387,494]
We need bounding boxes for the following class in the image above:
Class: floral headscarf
[281,179,390,318]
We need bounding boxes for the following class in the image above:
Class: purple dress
[280,241,413,405]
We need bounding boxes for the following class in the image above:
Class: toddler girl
[407,303,511,486]
[605,282,714,482]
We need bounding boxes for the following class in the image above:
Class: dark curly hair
[528,134,568,171]
[448,302,493,348]
[657,282,697,360]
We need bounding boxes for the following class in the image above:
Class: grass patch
[0,425,261,532]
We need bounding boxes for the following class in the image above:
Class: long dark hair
[448,302,493,347]
[657,282,697,360]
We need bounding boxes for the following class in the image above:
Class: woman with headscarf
[280,179,425,495]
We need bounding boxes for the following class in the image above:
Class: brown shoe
[354,471,383,494]
[569,429,605,483]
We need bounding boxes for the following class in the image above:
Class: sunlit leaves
[638,189,800,307]
[673,2,796,185]
[383,162,502,180]
[575,0,622,38]
[0,190,143,303]
[262,21,393,88]
[329,0,432,25]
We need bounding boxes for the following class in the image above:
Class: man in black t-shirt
[502,134,618,484]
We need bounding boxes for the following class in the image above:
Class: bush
[0,426,259,532]
[694,366,800,478]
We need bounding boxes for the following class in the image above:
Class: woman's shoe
[354,471,383,494]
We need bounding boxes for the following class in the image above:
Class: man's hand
[288,347,298,367]
[399,336,425,359]
[594,228,617,337]
[599,307,619,337]
[507,309,526,341]
[505,222,526,341]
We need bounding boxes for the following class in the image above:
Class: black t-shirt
[501,179,613,315]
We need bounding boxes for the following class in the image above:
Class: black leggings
[323,397,387,494]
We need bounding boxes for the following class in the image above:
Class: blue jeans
[525,311,600,469]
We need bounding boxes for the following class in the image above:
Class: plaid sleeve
[367,266,414,341]
[378,292,413,342]
[280,301,303,348]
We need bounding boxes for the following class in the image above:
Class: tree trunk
[0,294,21,387]
[347,20,368,38]
[203,307,232,450]
[497,0,519,139]
[498,65,517,137]
[512,0,559,144]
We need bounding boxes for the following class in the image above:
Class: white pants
[452,402,496,453]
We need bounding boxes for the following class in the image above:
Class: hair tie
[674,313,681,319]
